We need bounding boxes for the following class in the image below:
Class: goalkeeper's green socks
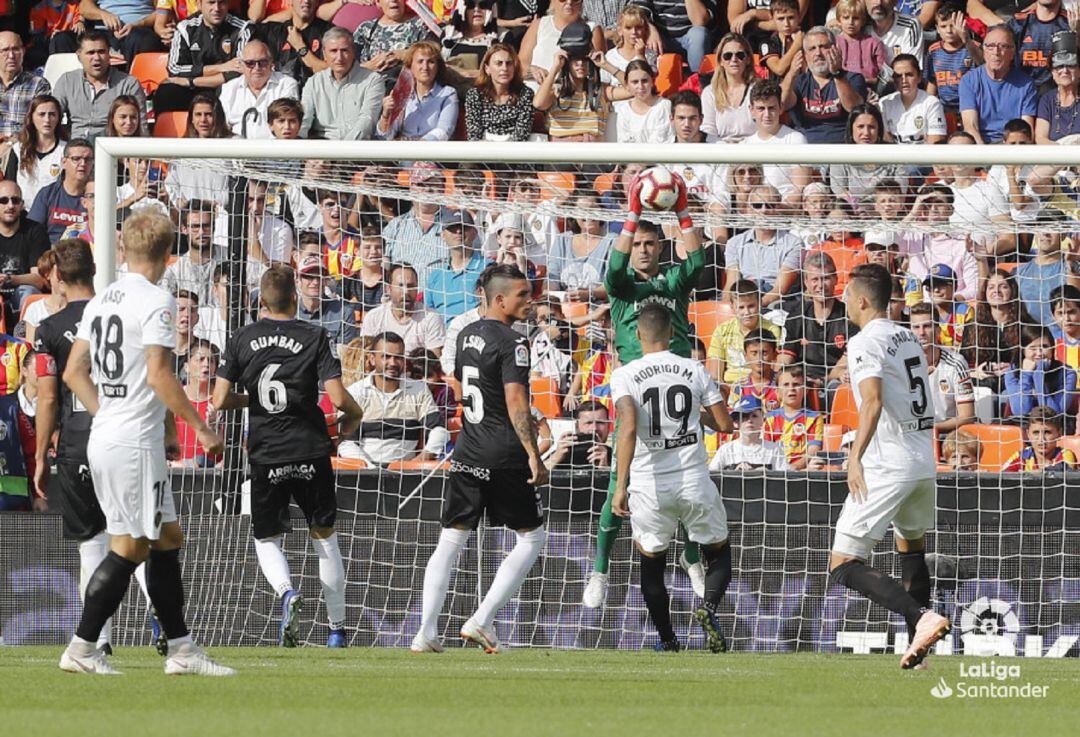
[682,538,701,565]
[593,491,623,574]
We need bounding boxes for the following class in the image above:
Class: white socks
[472,527,546,630]
[310,533,346,630]
[133,561,150,605]
[254,536,295,597]
[418,527,470,642]
[78,533,110,647]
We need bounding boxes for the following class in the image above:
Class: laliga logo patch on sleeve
[515,343,529,367]
[159,309,174,329]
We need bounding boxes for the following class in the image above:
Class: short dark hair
[370,331,405,351]
[935,2,964,20]
[1020,324,1055,347]
[732,279,760,298]
[574,400,609,419]
[188,339,219,362]
[267,97,303,124]
[770,0,800,13]
[636,302,671,341]
[64,138,92,156]
[260,264,296,313]
[387,262,418,284]
[1026,405,1064,434]
[1051,284,1080,307]
[777,364,804,382]
[635,220,660,238]
[1003,118,1033,138]
[482,263,527,303]
[79,29,109,49]
[750,79,782,106]
[848,263,893,311]
[743,328,778,350]
[908,302,934,319]
[184,199,215,221]
[669,89,702,116]
[891,53,921,75]
[948,129,977,144]
[53,238,95,286]
[176,288,199,305]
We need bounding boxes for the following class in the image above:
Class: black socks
[830,559,925,631]
[702,543,733,612]
[146,548,190,640]
[75,552,137,642]
[639,553,675,643]
[898,551,932,639]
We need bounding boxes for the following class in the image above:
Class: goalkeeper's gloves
[673,174,693,232]
[621,172,645,237]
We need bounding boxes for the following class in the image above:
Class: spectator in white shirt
[361,263,447,357]
[245,179,294,289]
[879,53,946,144]
[163,201,217,304]
[741,79,810,209]
[613,60,673,144]
[709,395,788,471]
[946,130,1013,257]
[219,39,300,139]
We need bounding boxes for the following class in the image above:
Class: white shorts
[87,437,175,540]
[628,474,729,555]
[832,477,935,560]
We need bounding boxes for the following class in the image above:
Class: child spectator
[1016,225,1072,327]
[1004,325,1078,421]
[834,0,888,86]
[924,263,973,348]
[603,5,649,84]
[707,279,783,387]
[760,0,804,80]
[407,347,457,427]
[925,3,982,117]
[172,339,221,467]
[941,428,981,471]
[727,328,781,412]
[530,298,586,397]
[709,395,788,471]
[762,366,823,470]
[1052,284,1080,369]
[863,179,909,255]
[1001,406,1078,472]
[565,309,614,412]
[0,351,36,511]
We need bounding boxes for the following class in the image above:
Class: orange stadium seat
[830,385,860,429]
[593,171,616,195]
[960,424,1024,472]
[131,52,168,96]
[560,301,590,320]
[537,171,576,202]
[153,111,189,138]
[530,376,561,418]
[817,238,864,294]
[689,300,734,343]
[698,53,717,76]
[387,458,449,471]
[331,457,370,470]
[655,53,683,97]
[823,423,847,453]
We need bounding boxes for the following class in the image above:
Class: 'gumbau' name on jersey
[886,330,918,356]
[630,362,696,384]
[249,334,305,354]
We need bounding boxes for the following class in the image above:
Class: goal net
[21,138,1077,657]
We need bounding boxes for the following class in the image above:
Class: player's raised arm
[146,346,224,456]
[324,377,364,440]
[611,395,637,518]
[505,382,548,487]
[62,339,100,417]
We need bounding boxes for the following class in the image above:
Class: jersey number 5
[257,363,288,414]
[903,357,928,417]
[461,365,484,424]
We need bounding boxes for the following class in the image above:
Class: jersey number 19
[642,385,691,437]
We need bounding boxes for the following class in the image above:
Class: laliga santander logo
[930,678,953,699]
[959,597,1020,656]
[928,661,1049,700]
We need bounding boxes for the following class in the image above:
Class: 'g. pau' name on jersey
[610,350,723,480]
[75,273,178,450]
[847,318,936,480]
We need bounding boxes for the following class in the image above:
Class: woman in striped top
[533,47,624,141]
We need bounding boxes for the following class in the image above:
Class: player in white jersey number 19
[610,303,735,653]
[829,263,951,670]
[58,212,234,677]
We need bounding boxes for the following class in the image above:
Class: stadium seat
[43,53,81,89]
[530,376,561,418]
[1057,435,1080,461]
[560,300,590,319]
[387,458,449,471]
[960,423,1023,472]
[130,52,168,96]
[331,457,370,470]
[654,53,683,97]
[593,171,616,195]
[823,423,847,453]
[688,300,734,343]
[830,385,860,428]
[817,238,864,295]
[698,53,717,75]
[153,111,189,138]
[996,262,1020,273]
[537,171,576,202]
[18,293,47,324]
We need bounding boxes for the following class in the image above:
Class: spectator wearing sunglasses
[157,0,252,114]
[0,180,49,317]
[701,33,757,143]
[722,185,802,308]
[219,39,300,139]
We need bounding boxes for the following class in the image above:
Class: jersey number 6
[257,363,288,414]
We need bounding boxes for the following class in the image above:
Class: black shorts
[53,461,106,541]
[442,462,544,531]
[250,456,337,539]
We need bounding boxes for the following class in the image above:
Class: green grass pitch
[3,647,1077,737]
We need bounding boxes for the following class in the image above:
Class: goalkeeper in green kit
[583,170,710,608]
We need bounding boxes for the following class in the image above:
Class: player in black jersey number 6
[214,265,364,649]
[413,264,549,654]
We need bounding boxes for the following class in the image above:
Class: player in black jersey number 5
[413,264,549,654]
[214,265,364,649]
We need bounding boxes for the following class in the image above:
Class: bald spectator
[78,0,166,62]
[258,0,331,86]
[218,39,299,138]
[959,25,1037,144]
[300,26,383,140]
[158,0,251,113]
[52,31,146,139]
[0,32,50,141]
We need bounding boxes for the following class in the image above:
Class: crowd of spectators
[1,0,1080,512]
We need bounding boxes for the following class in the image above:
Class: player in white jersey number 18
[829,263,951,670]
[610,303,735,653]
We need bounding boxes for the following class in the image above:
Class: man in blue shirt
[782,26,866,144]
[28,139,91,243]
[424,208,490,324]
[296,254,357,352]
[1016,212,1072,326]
[959,25,1037,143]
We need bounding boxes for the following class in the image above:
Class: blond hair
[835,0,867,20]
[941,429,981,466]
[617,4,649,29]
[122,211,174,264]
[340,337,369,387]
[710,33,754,111]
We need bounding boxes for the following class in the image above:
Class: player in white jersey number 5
[59,212,234,677]
[611,303,735,653]
[830,263,951,670]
